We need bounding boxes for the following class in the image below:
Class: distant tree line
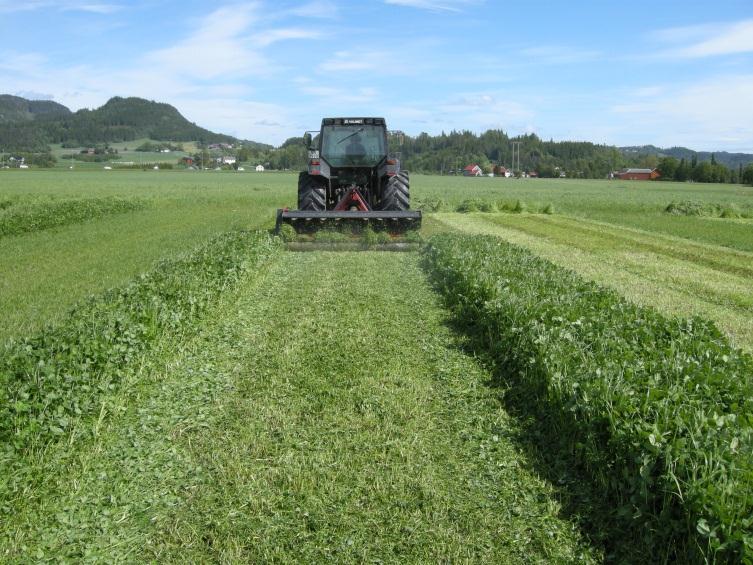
[657,155,746,184]
[743,164,753,186]
[392,130,750,183]
[206,129,753,186]
[234,129,751,184]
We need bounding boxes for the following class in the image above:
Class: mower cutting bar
[276,209,422,233]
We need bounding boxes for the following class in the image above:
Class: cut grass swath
[422,233,753,562]
[0,230,280,454]
[0,196,146,238]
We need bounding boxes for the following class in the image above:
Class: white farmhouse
[255,164,265,172]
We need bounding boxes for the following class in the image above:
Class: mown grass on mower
[285,241,420,252]
[279,224,422,251]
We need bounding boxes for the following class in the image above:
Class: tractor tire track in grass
[437,212,753,350]
[147,251,598,562]
[0,250,599,562]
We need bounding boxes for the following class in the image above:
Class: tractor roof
[322,117,386,126]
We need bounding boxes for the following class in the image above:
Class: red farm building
[615,168,660,181]
[463,164,483,177]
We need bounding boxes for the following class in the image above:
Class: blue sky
[1,0,752,151]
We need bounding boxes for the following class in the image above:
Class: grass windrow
[0,196,146,238]
[422,233,753,562]
[0,230,280,454]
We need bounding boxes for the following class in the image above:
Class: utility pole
[511,141,522,175]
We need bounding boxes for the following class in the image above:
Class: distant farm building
[493,165,512,178]
[218,156,236,165]
[463,164,483,177]
[255,164,265,172]
[182,156,194,166]
[615,168,660,181]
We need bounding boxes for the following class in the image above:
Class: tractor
[276,117,421,233]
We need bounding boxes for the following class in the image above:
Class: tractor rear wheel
[379,171,410,211]
[298,173,326,211]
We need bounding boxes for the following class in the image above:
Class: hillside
[0,95,71,124]
[621,145,753,169]
[0,95,237,151]
[389,132,753,179]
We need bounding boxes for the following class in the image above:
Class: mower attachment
[276,209,422,234]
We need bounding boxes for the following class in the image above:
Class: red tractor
[276,117,421,233]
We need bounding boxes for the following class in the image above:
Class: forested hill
[0,95,237,151]
[383,130,753,179]
[393,130,622,178]
[621,145,753,169]
[0,95,71,123]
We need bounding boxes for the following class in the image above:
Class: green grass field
[1,169,752,561]
[0,170,290,339]
[49,138,197,168]
[2,170,751,345]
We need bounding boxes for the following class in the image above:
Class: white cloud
[0,51,48,74]
[611,74,753,151]
[0,1,121,13]
[14,90,54,100]
[301,85,378,104]
[287,0,338,18]
[316,49,417,74]
[65,3,121,14]
[384,0,479,13]
[422,91,537,135]
[650,23,719,43]
[631,86,666,98]
[521,45,601,64]
[318,50,387,72]
[655,19,753,58]
[253,28,321,47]
[145,5,267,79]
[175,98,295,142]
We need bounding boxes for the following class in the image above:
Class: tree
[657,157,679,180]
[692,161,713,183]
[743,164,753,186]
[675,158,690,182]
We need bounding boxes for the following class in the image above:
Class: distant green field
[49,138,202,168]
[418,176,753,251]
[2,170,752,345]
[0,169,292,339]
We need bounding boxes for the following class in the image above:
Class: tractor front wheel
[298,173,326,211]
[379,171,410,211]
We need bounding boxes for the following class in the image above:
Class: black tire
[379,171,410,211]
[298,172,326,211]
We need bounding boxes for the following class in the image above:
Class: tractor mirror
[304,130,319,150]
